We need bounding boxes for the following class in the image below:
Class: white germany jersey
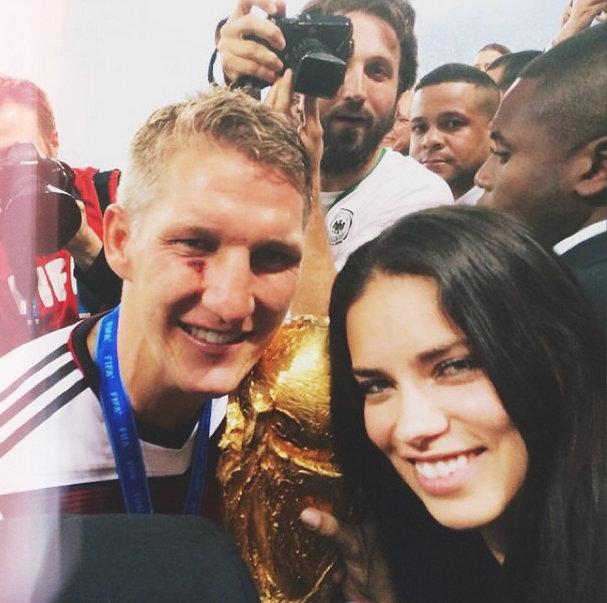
[0,322,226,497]
[321,149,454,271]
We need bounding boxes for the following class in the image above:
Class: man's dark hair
[478,42,511,56]
[302,0,418,93]
[487,50,542,92]
[415,63,500,119]
[518,23,607,150]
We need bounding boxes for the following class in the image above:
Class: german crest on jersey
[328,208,353,245]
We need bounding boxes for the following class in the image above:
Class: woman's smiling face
[346,273,528,531]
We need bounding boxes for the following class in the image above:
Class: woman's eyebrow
[417,338,469,365]
[351,367,387,379]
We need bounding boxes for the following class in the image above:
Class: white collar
[319,189,342,210]
[455,185,483,206]
[553,220,607,255]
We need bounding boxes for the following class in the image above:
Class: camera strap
[95,306,212,514]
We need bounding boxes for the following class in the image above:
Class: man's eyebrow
[490,129,508,145]
[438,111,468,120]
[168,224,217,237]
[169,227,302,256]
[254,239,303,259]
[368,54,396,69]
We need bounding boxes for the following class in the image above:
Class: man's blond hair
[119,86,312,221]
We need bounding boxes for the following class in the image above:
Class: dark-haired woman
[301,206,605,603]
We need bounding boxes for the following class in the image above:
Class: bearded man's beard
[321,107,395,176]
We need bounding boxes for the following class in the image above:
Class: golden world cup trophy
[217,315,348,603]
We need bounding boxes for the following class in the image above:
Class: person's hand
[569,0,606,24]
[555,0,606,44]
[65,200,102,270]
[218,0,287,85]
[561,1,573,26]
[264,69,324,171]
[300,507,398,603]
[298,93,323,174]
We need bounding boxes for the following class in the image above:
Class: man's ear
[103,205,133,280]
[44,129,60,159]
[569,136,607,203]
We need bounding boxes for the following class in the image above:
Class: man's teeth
[185,325,242,344]
[415,453,470,480]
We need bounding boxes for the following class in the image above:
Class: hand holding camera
[219,0,288,86]
[219,0,353,98]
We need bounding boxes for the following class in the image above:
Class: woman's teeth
[415,452,470,479]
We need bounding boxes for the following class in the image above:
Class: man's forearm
[290,175,336,317]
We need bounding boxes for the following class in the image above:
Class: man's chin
[191,375,244,399]
[325,125,365,149]
[185,358,258,398]
[417,159,450,177]
[322,120,393,174]
[321,140,373,174]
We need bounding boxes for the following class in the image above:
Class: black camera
[0,142,82,258]
[241,13,353,98]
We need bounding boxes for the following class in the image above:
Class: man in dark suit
[476,23,606,325]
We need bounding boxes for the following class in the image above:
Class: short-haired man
[486,50,542,95]
[0,76,121,355]
[220,0,453,271]
[476,23,606,324]
[409,63,499,204]
[0,87,311,517]
[472,42,511,71]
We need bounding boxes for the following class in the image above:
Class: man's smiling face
[115,139,305,398]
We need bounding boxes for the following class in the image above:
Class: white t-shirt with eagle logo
[320,149,454,271]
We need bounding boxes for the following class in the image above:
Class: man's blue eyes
[177,239,214,251]
[172,240,299,272]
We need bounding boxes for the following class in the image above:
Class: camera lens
[288,39,347,98]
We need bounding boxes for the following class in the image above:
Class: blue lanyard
[95,306,212,514]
